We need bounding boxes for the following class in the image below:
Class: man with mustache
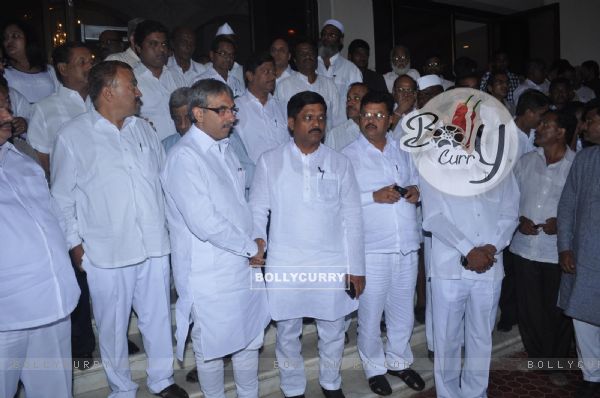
[342,91,425,395]
[133,20,186,141]
[250,91,365,398]
[51,61,188,398]
[325,82,368,151]
[197,36,244,98]
[167,26,206,86]
[384,45,420,94]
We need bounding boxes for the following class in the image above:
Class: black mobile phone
[460,255,469,268]
[346,281,356,299]
[393,185,408,196]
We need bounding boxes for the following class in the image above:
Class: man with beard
[275,40,342,130]
[325,82,368,151]
[271,38,293,86]
[197,36,244,98]
[167,26,206,86]
[384,45,420,94]
[317,19,362,126]
[250,91,365,398]
[133,20,186,141]
[51,61,188,398]
[347,39,387,93]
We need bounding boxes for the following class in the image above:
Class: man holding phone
[342,91,424,395]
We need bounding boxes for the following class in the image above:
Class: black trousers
[70,267,96,357]
[498,249,518,326]
[513,253,574,360]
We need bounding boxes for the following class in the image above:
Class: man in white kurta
[105,17,143,68]
[383,46,420,94]
[196,36,244,97]
[325,82,368,151]
[250,91,365,398]
[271,38,293,86]
[162,79,270,398]
[133,21,186,142]
[342,91,425,395]
[275,40,343,130]
[51,61,187,398]
[234,52,289,164]
[0,106,80,398]
[167,27,206,86]
[419,174,519,398]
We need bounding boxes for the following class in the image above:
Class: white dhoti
[431,278,501,398]
[357,252,418,378]
[0,316,72,398]
[84,255,174,398]
[573,319,600,382]
[276,317,346,396]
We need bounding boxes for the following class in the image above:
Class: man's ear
[56,62,68,80]
[287,117,294,133]
[134,42,141,56]
[191,106,204,126]
[245,70,254,85]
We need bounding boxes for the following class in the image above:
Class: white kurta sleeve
[50,135,81,249]
[491,175,520,252]
[249,155,270,243]
[164,150,258,257]
[340,160,365,276]
[26,105,50,154]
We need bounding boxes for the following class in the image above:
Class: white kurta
[196,65,244,98]
[318,54,362,124]
[4,66,59,103]
[276,65,293,86]
[134,63,186,141]
[8,88,31,119]
[234,91,290,163]
[250,141,365,321]
[161,125,270,361]
[325,118,360,152]
[105,47,140,68]
[384,69,421,93]
[275,71,343,129]
[512,79,550,108]
[167,55,207,86]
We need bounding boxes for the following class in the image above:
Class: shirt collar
[294,71,319,84]
[126,47,140,61]
[290,139,322,159]
[534,145,576,163]
[188,124,230,154]
[90,108,137,131]
[357,132,395,153]
[319,52,340,66]
[134,62,167,79]
[58,84,87,102]
[246,90,273,106]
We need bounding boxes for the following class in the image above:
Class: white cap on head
[418,74,443,90]
[216,23,235,36]
[322,19,344,34]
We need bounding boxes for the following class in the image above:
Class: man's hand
[559,250,576,274]
[541,217,557,235]
[373,185,401,204]
[249,238,266,267]
[465,246,494,273]
[69,244,85,272]
[11,117,27,136]
[518,216,539,235]
[347,274,366,299]
[403,185,420,204]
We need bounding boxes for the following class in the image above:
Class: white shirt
[134,63,186,141]
[105,47,140,68]
[318,53,362,123]
[0,143,80,331]
[510,147,575,263]
[250,141,365,321]
[50,110,170,268]
[513,79,550,107]
[276,65,293,86]
[27,85,89,155]
[234,90,289,163]
[9,87,32,119]
[575,85,596,103]
[384,69,421,93]
[161,125,269,360]
[517,125,536,159]
[275,71,342,129]
[4,66,59,103]
[420,175,520,281]
[196,65,244,98]
[167,55,207,86]
[342,134,420,253]
[325,118,360,151]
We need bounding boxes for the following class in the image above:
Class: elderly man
[97,30,124,60]
[235,52,289,164]
[106,17,143,67]
[342,91,425,395]
[422,56,453,90]
[51,61,188,398]
[168,26,206,86]
[133,20,186,141]
[197,36,244,98]
[162,87,192,153]
[384,45,420,93]
[162,78,270,398]
[348,39,387,93]
[0,104,80,398]
[325,82,368,151]
[250,91,365,398]
[271,38,293,85]
[275,40,342,129]
[390,74,417,133]
[558,99,600,398]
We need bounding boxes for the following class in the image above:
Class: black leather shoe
[155,383,189,398]
[387,368,425,391]
[185,367,198,382]
[128,339,140,355]
[496,321,512,332]
[368,375,392,396]
[321,387,345,398]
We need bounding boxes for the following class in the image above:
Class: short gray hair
[169,87,191,110]
[188,79,233,121]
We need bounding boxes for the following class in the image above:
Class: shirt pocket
[316,174,339,202]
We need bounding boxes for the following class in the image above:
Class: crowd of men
[1,14,599,398]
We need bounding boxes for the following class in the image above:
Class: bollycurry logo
[400,88,520,196]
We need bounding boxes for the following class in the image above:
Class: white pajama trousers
[357,252,418,378]
[0,316,72,398]
[84,255,174,398]
[431,278,501,398]
[190,314,263,398]
[276,317,346,396]
[573,319,600,382]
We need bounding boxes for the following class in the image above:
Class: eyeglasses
[300,114,326,122]
[394,87,415,95]
[360,112,389,120]
[392,55,409,62]
[321,31,341,39]
[347,95,363,102]
[426,62,440,67]
[214,50,235,59]
[201,106,238,117]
